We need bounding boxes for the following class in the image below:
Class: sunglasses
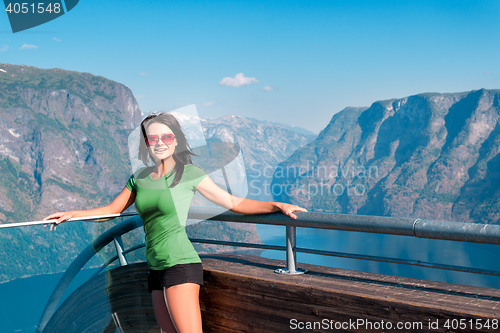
[146,134,175,147]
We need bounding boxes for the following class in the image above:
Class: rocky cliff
[202,115,313,199]
[0,63,142,223]
[0,63,144,282]
[272,89,500,224]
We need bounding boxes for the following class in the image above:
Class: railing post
[113,236,128,266]
[275,225,307,275]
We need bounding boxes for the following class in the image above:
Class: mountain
[0,64,311,282]
[271,89,500,224]
[0,63,143,223]
[0,65,312,222]
[244,117,318,142]
[0,63,146,282]
[201,114,313,201]
[162,112,314,201]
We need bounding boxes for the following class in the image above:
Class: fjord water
[256,224,500,289]
[0,268,101,333]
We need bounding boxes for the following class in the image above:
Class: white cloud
[135,95,144,100]
[20,44,37,50]
[139,72,150,76]
[0,45,8,52]
[262,85,274,91]
[53,37,61,42]
[219,73,258,87]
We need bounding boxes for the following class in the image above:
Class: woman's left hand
[274,203,308,219]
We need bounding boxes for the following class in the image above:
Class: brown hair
[138,113,197,187]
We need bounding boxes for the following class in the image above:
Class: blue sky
[1,0,499,133]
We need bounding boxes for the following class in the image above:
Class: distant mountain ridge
[244,117,317,142]
[272,89,500,224]
[154,111,314,201]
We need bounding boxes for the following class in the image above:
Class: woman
[44,113,307,333]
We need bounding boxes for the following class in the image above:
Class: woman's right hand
[41,187,136,232]
[43,211,76,231]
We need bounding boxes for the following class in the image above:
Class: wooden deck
[201,254,500,332]
[43,253,500,332]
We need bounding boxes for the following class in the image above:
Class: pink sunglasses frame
[145,133,175,147]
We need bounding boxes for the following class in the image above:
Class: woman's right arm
[43,186,136,231]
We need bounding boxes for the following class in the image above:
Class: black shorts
[147,263,204,293]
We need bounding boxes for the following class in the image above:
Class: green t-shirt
[126,164,208,270]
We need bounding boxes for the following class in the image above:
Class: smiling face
[145,122,178,163]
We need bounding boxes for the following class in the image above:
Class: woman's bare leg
[152,290,177,333]
[152,283,202,333]
[165,283,202,333]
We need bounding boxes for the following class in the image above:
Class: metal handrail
[190,206,500,275]
[0,212,139,229]
[5,207,500,244]
[188,206,500,245]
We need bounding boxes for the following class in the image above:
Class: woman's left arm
[196,176,307,219]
